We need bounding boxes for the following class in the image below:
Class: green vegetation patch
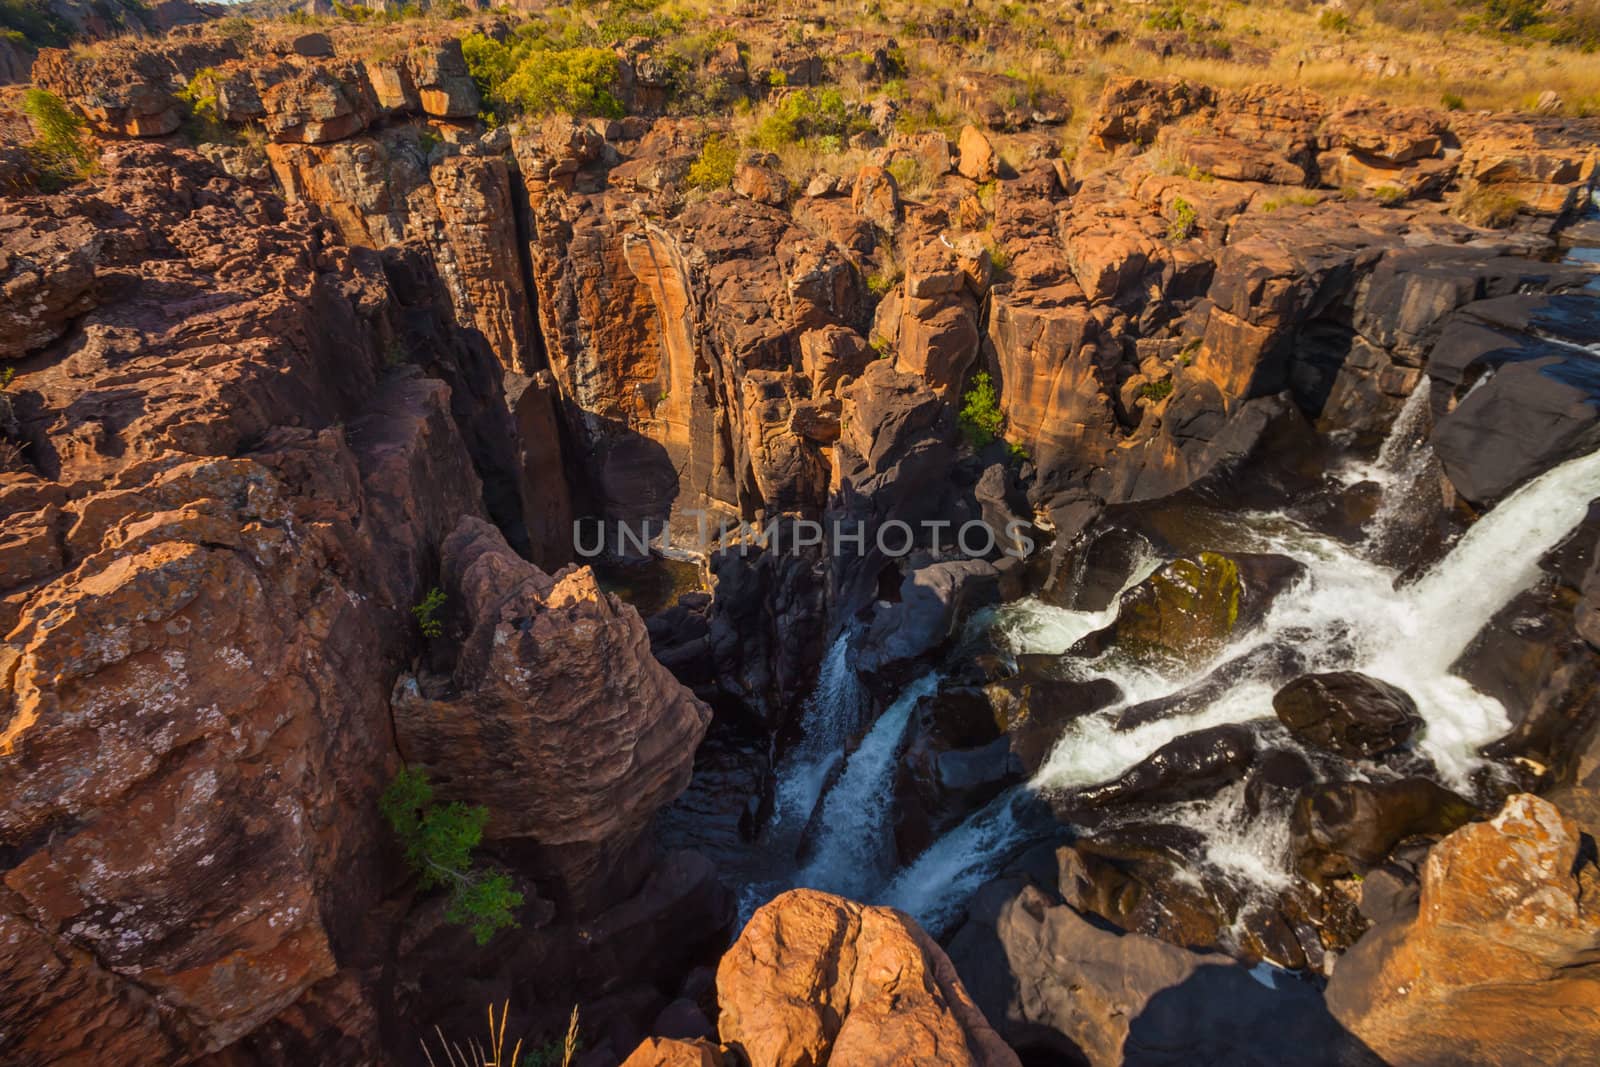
[380,767,523,945]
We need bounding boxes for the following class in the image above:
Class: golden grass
[31,0,1600,121]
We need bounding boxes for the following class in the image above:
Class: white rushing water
[756,384,1600,935]
[795,673,939,898]
[771,630,865,831]
[883,438,1600,933]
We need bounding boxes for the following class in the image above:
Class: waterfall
[1362,378,1436,555]
[897,442,1600,931]
[771,630,866,829]
[1398,444,1600,673]
[794,673,940,899]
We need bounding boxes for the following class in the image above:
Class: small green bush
[412,586,446,639]
[1441,92,1467,111]
[750,88,868,150]
[0,0,70,47]
[23,89,93,184]
[686,133,738,189]
[958,371,1006,448]
[1373,184,1408,206]
[1457,184,1524,227]
[381,768,522,945]
[503,46,623,117]
[1139,378,1175,402]
[1166,196,1198,241]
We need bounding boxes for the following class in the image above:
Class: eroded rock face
[1326,794,1600,1063]
[391,516,711,910]
[0,144,494,1063]
[716,889,1020,1067]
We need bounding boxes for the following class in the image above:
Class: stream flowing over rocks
[4,7,1600,1065]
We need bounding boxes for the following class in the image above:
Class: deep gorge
[3,3,1600,1064]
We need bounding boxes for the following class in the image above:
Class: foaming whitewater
[771,630,865,829]
[898,442,1600,929]
[1363,379,1436,553]
[795,673,940,898]
[881,792,1025,934]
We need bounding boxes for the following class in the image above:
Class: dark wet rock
[857,559,1002,678]
[1272,672,1423,758]
[1291,777,1481,883]
[988,675,1124,775]
[1043,514,1150,611]
[898,688,1020,855]
[1243,746,1320,818]
[1053,723,1258,812]
[947,879,1383,1066]
[975,462,1035,559]
[1081,551,1305,666]
[1428,294,1600,505]
[1112,641,1311,730]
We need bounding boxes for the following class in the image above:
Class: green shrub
[886,155,925,195]
[23,89,93,184]
[463,32,623,119]
[503,46,623,117]
[1139,378,1175,402]
[1318,8,1353,33]
[178,66,231,143]
[750,88,868,150]
[685,133,738,189]
[1456,184,1524,227]
[380,768,522,945]
[216,15,254,45]
[412,586,446,639]
[1441,92,1467,110]
[1373,184,1408,206]
[1166,196,1198,241]
[1145,2,1196,31]
[865,269,898,296]
[0,0,71,47]
[958,371,1005,448]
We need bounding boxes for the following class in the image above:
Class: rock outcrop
[1326,794,1600,1064]
[392,516,711,909]
[0,143,491,1063]
[715,889,1020,1067]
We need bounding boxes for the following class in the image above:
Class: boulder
[948,881,1382,1065]
[1291,777,1480,882]
[717,889,1019,1067]
[957,124,998,181]
[851,164,901,228]
[1327,794,1600,1064]
[989,675,1124,775]
[621,1038,727,1067]
[0,215,101,360]
[734,154,790,206]
[1429,294,1600,505]
[857,560,1002,675]
[1272,672,1422,758]
[1053,723,1258,811]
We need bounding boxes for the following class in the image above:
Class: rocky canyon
[3,0,1600,1063]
